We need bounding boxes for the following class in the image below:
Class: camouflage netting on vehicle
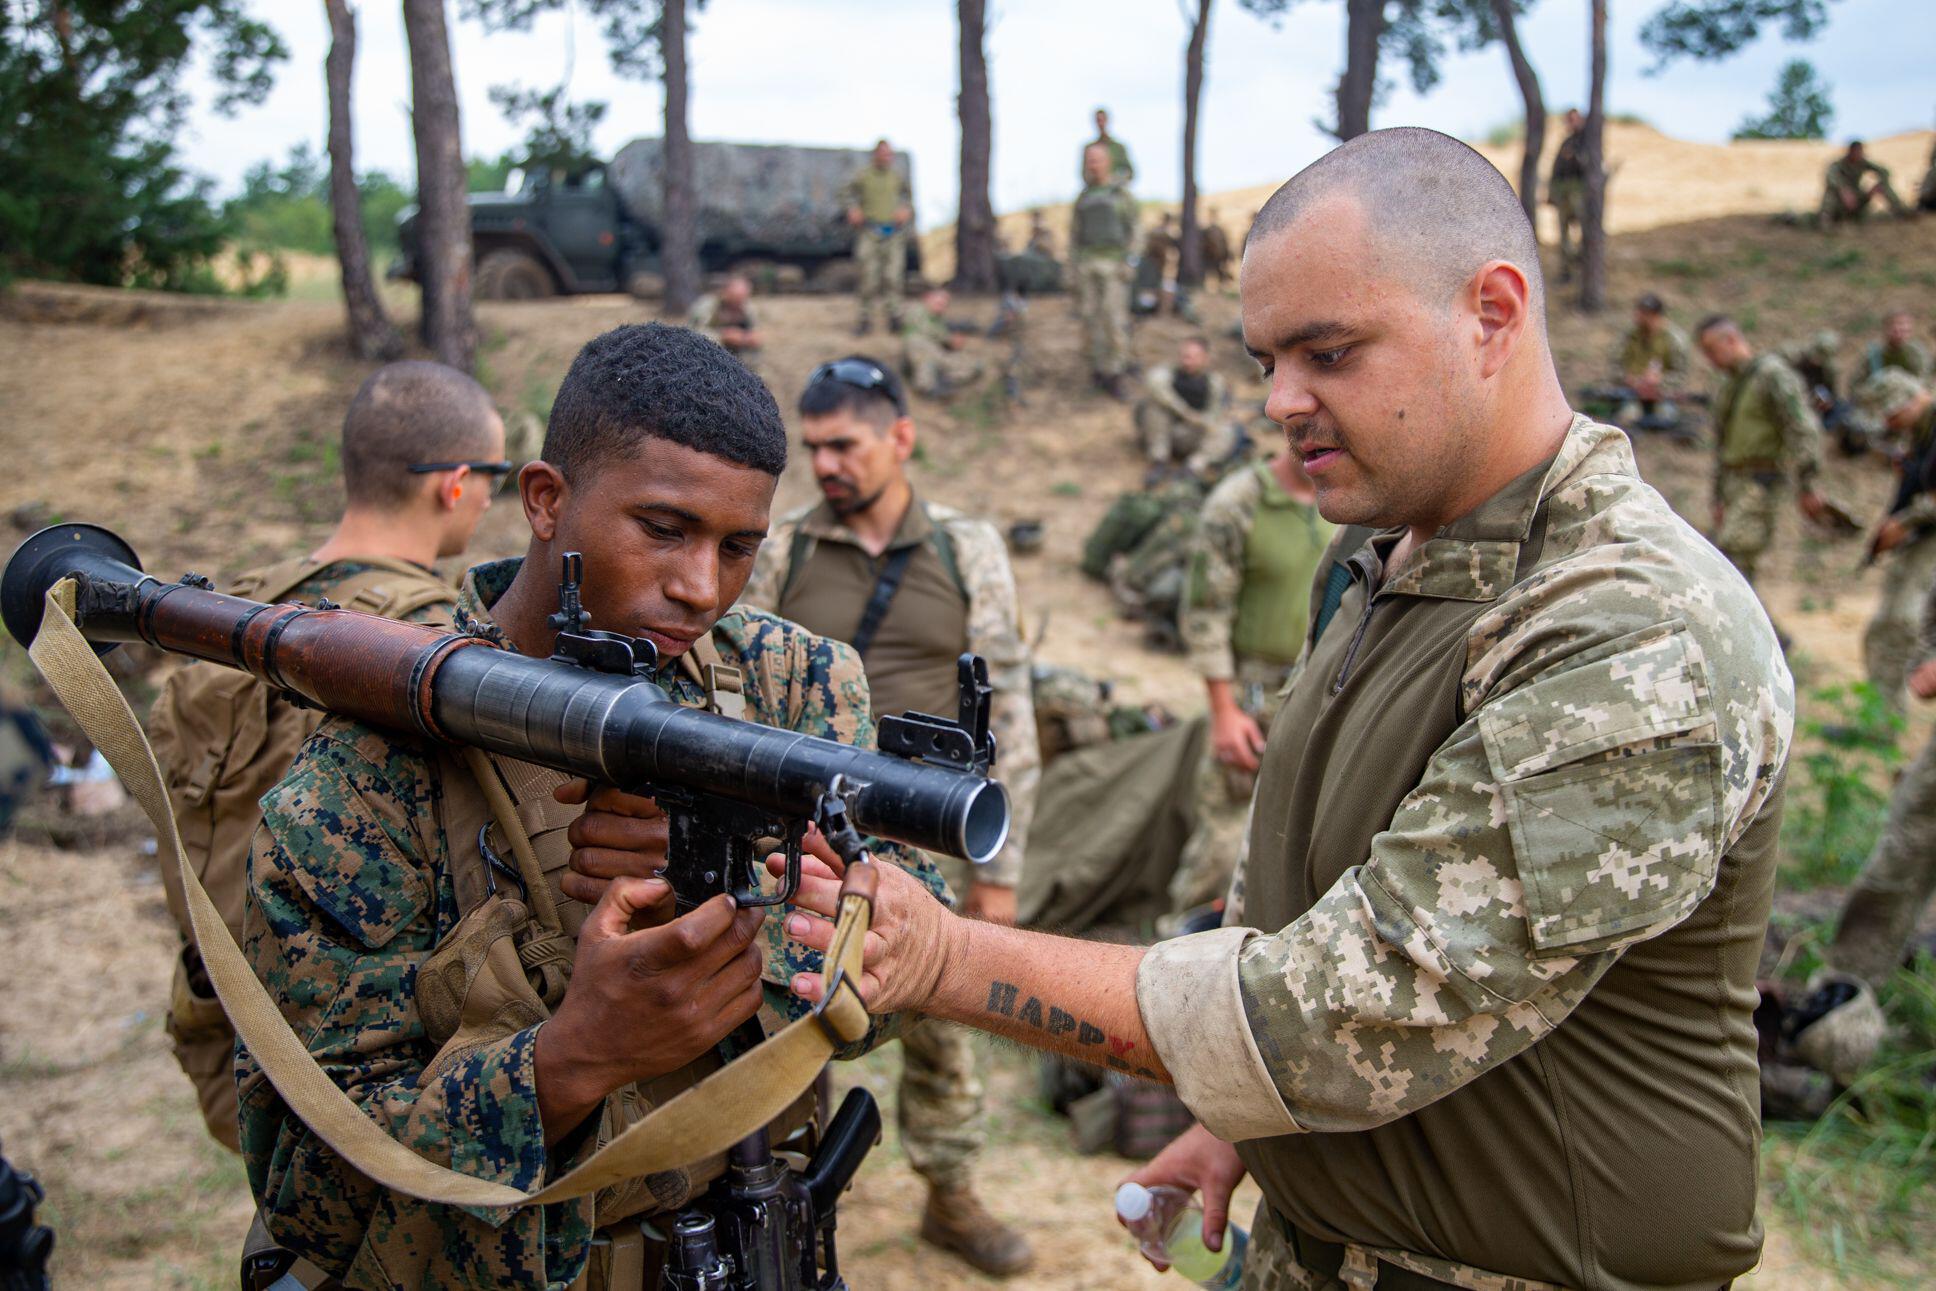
[610,140,913,255]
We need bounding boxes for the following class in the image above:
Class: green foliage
[1734,59,1834,140]
[1768,953,1936,1279]
[1640,0,1840,71]
[1781,682,1903,887]
[462,0,700,82]
[0,1,287,289]
[488,82,608,175]
[467,151,520,194]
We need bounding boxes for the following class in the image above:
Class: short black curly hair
[543,323,787,481]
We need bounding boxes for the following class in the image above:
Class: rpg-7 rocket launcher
[1,524,1011,910]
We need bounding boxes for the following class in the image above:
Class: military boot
[918,1183,1036,1277]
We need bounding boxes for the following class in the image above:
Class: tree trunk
[951,0,998,293]
[325,0,401,361]
[1178,0,1212,289]
[1489,0,1545,227]
[1580,0,1608,312]
[402,0,474,371]
[1336,0,1382,140]
[660,0,700,316]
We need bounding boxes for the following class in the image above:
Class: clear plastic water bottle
[1115,1182,1247,1289]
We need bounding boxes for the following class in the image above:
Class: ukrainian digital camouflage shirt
[1858,337,1935,385]
[740,498,1038,888]
[236,556,945,1289]
[1180,461,1335,680]
[1138,417,1793,1286]
[1824,153,1894,198]
[1711,351,1823,495]
[1613,321,1689,382]
[898,301,951,347]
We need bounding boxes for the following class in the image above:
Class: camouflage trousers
[898,853,984,1190]
[1829,723,1936,986]
[1863,533,1936,718]
[1241,1202,1555,1290]
[1169,656,1294,914]
[1818,177,1911,225]
[1713,470,1785,586]
[1134,401,1240,474]
[903,333,982,398]
[1074,255,1133,378]
[855,226,907,332]
[1549,179,1583,278]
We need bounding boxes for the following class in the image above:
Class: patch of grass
[1781,682,1903,887]
[1051,481,1083,498]
[1766,955,1936,1284]
[1647,257,1717,281]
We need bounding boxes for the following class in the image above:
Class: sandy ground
[4,129,1935,1286]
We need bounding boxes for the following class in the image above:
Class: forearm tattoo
[983,979,1159,1079]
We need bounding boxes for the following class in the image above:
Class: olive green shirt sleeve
[1138,566,1789,1143]
[946,516,1038,888]
[1763,360,1825,489]
[1180,468,1261,682]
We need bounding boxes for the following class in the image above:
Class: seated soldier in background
[1611,291,1692,431]
[1855,370,1936,720]
[900,286,983,400]
[148,360,502,1155]
[1818,140,1914,228]
[686,274,764,370]
[234,325,947,1288]
[738,355,1038,1276]
[1134,336,1241,484]
[1167,449,1335,920]
[1856,308,1933,390]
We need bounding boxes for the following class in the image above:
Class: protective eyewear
[807,359,905,413]
[408,460,515,477]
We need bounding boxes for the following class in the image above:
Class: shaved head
[342,361,502,509]
[1247,127,1544,320]
[1238,127,1571,544]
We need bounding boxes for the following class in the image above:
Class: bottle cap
[1115,1181,1153,1222]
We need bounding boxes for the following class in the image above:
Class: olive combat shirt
[740,495,1039,888]
[1137,417,1794,1288]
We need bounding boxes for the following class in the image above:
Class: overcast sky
[181,0,1933,225]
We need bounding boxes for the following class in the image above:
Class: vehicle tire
[474,248,557,301]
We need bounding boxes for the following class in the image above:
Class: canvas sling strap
[28,577,873,1209]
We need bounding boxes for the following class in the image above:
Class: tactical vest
[1714,354,1793,470]
[148,555,456,1153]
[1072,184,1132,255]
[1230,468,1334,667]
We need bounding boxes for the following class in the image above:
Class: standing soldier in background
[1611,291,1691,431]
[148,360,503,1153]
[1855,370,1936,719]
[1818,140,1914,228]
[685,274,764,371]
[842,139,914,337]
[1697,314,1829,612]
[1548,107,1587,283]
[1200,206,1233,286]
[1136,212,1179,316]
[1134,335,1240,483]
[1168,450,1334,917]
[1081,105,1134,182]
[1856,308,1933,389]
[740,356,1039,1277]
[1072,142,1139,398]
[900,286,983,400]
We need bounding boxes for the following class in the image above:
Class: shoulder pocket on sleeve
[1477,623,1723,958]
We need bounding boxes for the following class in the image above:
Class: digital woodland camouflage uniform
[1171,461,1334,913]
[841,163,913,333]
[899,301,981,399]
[1134,365,1240,475]
[1709,349,1823,588]
[236,557,946,1288]
[1855,370,1936,716]
[739,497,1038,1196]
[1818,153,1912,225]
[1069,178,1139,380]
[1137,418,1792,1288]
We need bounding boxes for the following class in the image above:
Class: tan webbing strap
[30,579,873,1209]
[679,633,746,720]
[461,746,567,935]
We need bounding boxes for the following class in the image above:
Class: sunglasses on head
[807,359,905,413]
[408,460,516,477]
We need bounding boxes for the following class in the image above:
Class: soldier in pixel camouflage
[236,324,946,1290]
[684,274,764,371]
[1697,313,1829,611]
[738,355,1038,1277]
[1855,308,1934,391]
[1609,292,1691,431]
[842,139,914,337]
[898,286,983,400]
[1817,139,1914,228]
[777,128,1794,1290]
[1133,336,1241,481]
[1547,108,1586,283]
[1854,369,1936,719]
[1081,106,1135,184]
[1072,142,1140,398]
[1168,449,1333,918]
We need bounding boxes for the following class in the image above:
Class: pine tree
[1733,59,1833,140]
